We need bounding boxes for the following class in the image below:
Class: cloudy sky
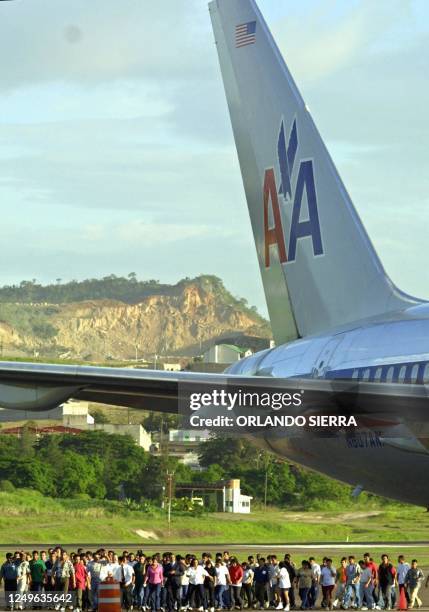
[0,0,428,316]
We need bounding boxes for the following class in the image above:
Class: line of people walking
[0,548,427,612]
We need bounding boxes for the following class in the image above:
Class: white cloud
[0,0,428,316]
[273,0,413,84]
[0,0,213,91]
[0,81,174,125]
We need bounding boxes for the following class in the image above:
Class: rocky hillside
[0,275,271,361]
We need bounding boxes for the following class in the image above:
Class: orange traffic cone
[397,586,408,611]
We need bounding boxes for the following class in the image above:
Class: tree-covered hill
[0,275,271,360]
[0,274,264,320]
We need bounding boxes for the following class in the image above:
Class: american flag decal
[235,21,256,48]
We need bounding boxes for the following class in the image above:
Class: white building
[90,423,152,451]
[0,399,93,425]
[169,429,210,443]
[163,363,182,371]
[223,478,253,514]
[62,400,94,428]
[203,344,253,364]
[63,401,152,450]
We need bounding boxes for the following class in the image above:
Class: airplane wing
[0,361,221,414]
[0,361,428,428]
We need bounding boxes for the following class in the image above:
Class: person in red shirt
[364,554,378,581]
[229,558,244,610]
[73,555,89,612]
[333,557,347,608]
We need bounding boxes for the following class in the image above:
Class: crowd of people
[0,548,427,612]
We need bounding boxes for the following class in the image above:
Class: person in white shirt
[101,554,120,581]
[180,556,191,610]
[277,562,291,611]
[17,552,31,603]
[187,558,209,611]
[116,556,134,612]
[87,552,103,610]
[320,559,336,610]
[268,556,280,608]
[241,562,254,610]
[309,558,321,609]
[214,560,230,610]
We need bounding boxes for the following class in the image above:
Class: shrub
[0,480,15,492]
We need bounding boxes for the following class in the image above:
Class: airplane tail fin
[209,0,419,343]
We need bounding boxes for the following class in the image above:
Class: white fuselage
[226,303,429,506]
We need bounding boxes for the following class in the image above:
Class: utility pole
[264,467,268,509]
[167,472,173,534]
[263,454,270,509]
[161,485,165,509]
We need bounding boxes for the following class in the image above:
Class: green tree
[294,469,351,506]
[198,435,255,471]
[0,459,57,496]
[90,409,110,424]
[19,423,37,458]
[36,435,63,467]
[55,431,149,499]
[198,463,225,483]
[173,462,194,484]
[239,460,296,505]
[0,434,20,460]
[142,413,180,433]
[134,454,183,501]
[56,451,105,498]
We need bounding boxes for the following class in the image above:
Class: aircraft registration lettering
[346,431,383,449]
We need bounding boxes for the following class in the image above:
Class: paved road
[0,600,427,611]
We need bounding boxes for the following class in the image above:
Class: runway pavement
[0,599,428,611]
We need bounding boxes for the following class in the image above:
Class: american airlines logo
[263,118,323,267]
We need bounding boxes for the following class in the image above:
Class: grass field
[1,489,428,550]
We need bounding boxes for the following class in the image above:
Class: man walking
[0,553,19,611]
[29,551,46,598]
[87,551,103,611]
[320,559,336,611]
[284,555,296,610]
[16,553,31,609]
[396,556,410,606]
[166,554,185,612]
[309,558,321,610]
[405,561,424,609]
[342,556,361,610]
[357,561,374,611]
[378,555,396,611]
[254,559,269,610]
[117,556,135,612]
